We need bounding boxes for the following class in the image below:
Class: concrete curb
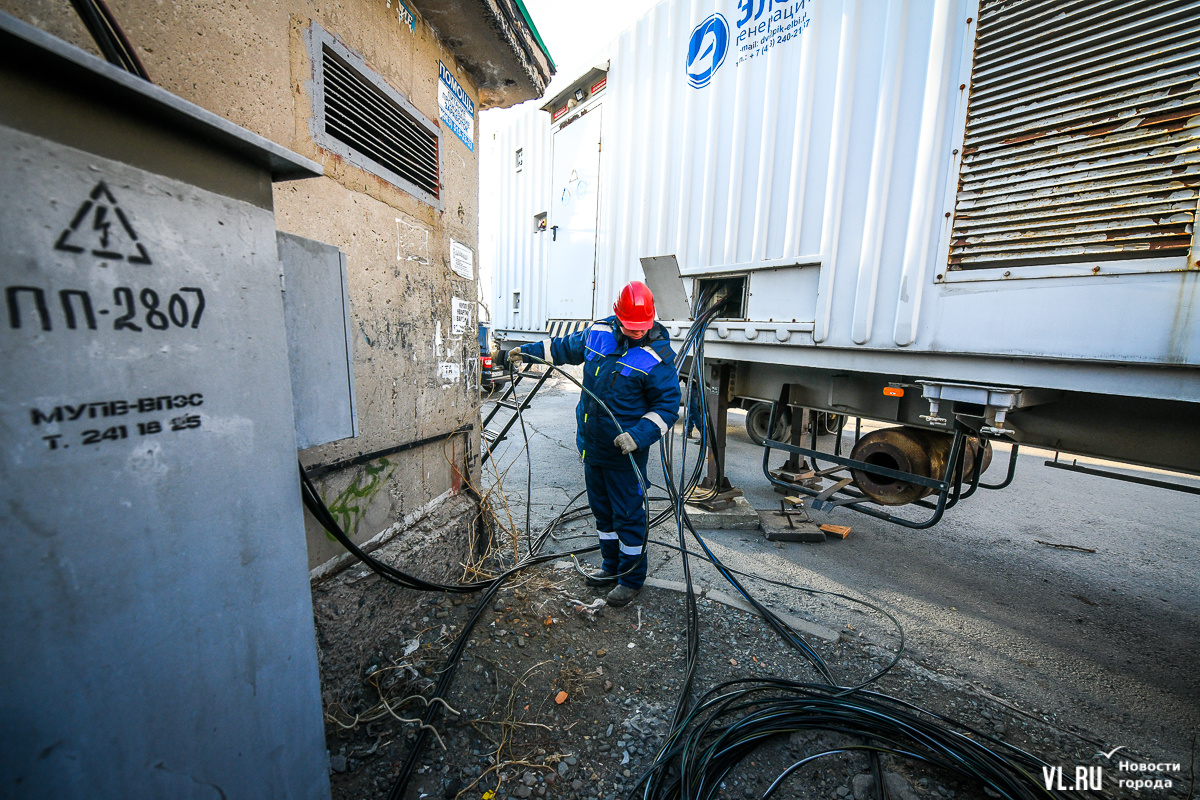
[643,577,840,643]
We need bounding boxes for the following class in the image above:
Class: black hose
[634,680,1090,800]
[67,0,150,79]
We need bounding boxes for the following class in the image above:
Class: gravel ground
[314,555,1194,800]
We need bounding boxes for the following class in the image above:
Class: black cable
[643,534,905,677]
[304,350,652,800]
[649,292,741,795]
[67,0,149,79]
[300,465,489,594]
[302,448,608,800]
[536,304,1067,800]
[635,678,1084,800]
[631,286,1071,800]
[384,541,600,800]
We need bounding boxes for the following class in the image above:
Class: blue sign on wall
[396,0,416,32]
[438,61,475,152]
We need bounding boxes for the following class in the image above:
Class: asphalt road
[482,371,1200,769]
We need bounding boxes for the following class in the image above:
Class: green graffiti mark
[323,458,395,542]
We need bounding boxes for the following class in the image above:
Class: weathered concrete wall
[3,0,487,572]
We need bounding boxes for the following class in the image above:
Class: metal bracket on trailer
[759,401,1021,529]
[916,380,1058,438]
[1044,452,1200,495]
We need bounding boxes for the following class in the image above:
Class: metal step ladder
[480,364,553,466]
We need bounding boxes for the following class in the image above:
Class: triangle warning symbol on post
[54,182,152,264]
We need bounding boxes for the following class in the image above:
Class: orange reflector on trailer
[883,386,904,397]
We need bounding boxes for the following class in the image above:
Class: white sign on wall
[451,296,471,336]
[450,239,473,279]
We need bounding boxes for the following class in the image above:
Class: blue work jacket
[520,316,681,469]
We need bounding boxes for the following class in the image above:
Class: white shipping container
[481,0,1200,475]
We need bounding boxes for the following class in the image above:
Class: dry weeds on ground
[313,555,1177,800]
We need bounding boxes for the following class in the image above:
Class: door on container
[546,107,602,320]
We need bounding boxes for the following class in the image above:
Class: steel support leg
[704,363,731,488]
[770,384,817,492]
[694,362,743,509]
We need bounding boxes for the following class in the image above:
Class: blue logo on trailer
[685,13,729,88]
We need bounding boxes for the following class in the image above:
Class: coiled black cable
[634,680,1093,800]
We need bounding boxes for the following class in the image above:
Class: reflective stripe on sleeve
[638,345,663,363]
[539,337,554,362]
[641,412,668,434]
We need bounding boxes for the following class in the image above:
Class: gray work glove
[613,432,638,455]
[507,347,524,364]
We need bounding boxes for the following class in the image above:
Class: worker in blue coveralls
[508,281,681,607]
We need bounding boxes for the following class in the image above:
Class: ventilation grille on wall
[320,44,440,201]
[948,0,1200,270]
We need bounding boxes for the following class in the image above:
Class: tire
[745,402,791,446]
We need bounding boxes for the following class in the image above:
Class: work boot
[606,584,640,607]
[584,569,618,588]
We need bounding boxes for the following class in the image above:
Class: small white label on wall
[450,239,473,279]
[451,296,471,336]
[438,362,461,382]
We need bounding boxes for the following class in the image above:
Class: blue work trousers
[685,380,705,436]
[584,462,647,589]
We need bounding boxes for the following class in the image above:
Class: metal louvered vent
[316,41,440,204]
[949,0,1200,270]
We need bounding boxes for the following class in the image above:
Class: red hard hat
[613,281,656,330]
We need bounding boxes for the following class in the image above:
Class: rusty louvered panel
[949,0,1200,270]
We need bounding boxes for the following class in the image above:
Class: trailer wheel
[746,403,790,446]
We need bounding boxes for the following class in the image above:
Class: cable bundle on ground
[634,680,1094,800]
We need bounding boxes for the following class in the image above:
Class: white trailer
[481,0,1200,512]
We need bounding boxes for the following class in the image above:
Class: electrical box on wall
[278,232,358,450]
[0,15,331,798]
